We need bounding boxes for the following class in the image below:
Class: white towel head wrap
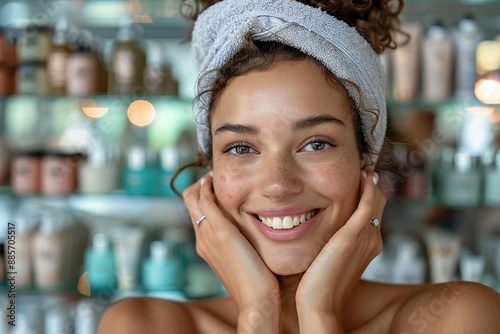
[191,0,387,164]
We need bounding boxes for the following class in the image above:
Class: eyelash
[222,138,336,155]
[223,142,256,155]
[302,137,336,152]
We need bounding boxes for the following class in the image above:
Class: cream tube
[425,229,461,283]
[113,227,145,291]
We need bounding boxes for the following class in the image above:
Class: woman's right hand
[182,173,280,333]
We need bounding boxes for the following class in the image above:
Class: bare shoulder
[390,281,500,333]
[97,296,237,334]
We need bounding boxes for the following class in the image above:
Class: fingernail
[200,177,206,186]
[372,172,379,185]
[209,170,214,177]
[362,170,367,179]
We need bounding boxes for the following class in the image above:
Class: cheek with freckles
[212,162,249,216]
[308,153,361,201]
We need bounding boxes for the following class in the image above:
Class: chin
[263,251,314,276]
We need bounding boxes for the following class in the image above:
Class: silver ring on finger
[195,215,206,227]
[369,218,380,227]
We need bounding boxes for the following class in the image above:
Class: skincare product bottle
[159,147,184,197]
[78,145,119,194]
[47,19,72,95]
[431,146,455,204]
[392,23,422,102]
[74,298,99,334]
[460,249,485,283]
[440,150,482,207]
[142,241,184,299]
[113,226,145,291]
[425,229,461,283]
[44,299,72,334]
[85,233,116,293]
[123,146,157,196]
[15,61,49,95]
[392,242,426,284]
[454,15,483,98]
[31,211,65,289]
[484,150,500,206]
[16,25,52,62]
[110,18,146,95]
[422,21,453,102]
[66,35,99,96]
[13,211,37,288]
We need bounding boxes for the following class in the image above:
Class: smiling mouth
[254,209,320,229]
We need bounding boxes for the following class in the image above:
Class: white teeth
[282,216,293,229]
[272,217,283,229]
[258,210,317,229]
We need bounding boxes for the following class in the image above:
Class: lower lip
[252,211,322,241]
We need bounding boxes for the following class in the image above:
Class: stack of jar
[10,150,84,197]
[6,143,195,197]
[122,145,195,197]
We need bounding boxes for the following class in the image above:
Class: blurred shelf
[387,98,500,111]
[0,190,190,225]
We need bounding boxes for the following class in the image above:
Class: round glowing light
[475,78,500,105]
[127,100,156,127]
[80,99,109,118]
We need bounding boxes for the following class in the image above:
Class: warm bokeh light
[80,99,109,118]
[127,100,156,126]
[475,78,500,105]
[465,106,495,115]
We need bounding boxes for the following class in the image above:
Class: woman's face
[211,59,363,275]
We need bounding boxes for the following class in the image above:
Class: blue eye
[303,141,333,152]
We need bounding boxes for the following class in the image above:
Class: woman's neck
[277,274,303,334]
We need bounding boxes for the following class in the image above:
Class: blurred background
[0,0,500,333]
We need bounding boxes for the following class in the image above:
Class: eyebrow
[292,114,345,131]
[213,114,345,136]
[214,123,259,136]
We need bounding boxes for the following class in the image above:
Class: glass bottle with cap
[84,232,116,294]
[142,240,185,300]
[78,145,119,194]
[484,150,500,206]
[47,18,72,95]
[110,17,146,95]
[123,145,157,196]
[441,150,482,207]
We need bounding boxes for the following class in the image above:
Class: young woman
[98,1,500,333]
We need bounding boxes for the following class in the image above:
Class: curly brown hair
[172,0,403,196]
[181,0,404,53]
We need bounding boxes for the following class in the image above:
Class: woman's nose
[259,153,303,200]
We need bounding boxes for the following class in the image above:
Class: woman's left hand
[295,170,387,331]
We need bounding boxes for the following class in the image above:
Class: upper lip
[251,206,320,218]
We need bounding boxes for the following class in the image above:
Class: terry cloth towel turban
[191,0,387,164]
